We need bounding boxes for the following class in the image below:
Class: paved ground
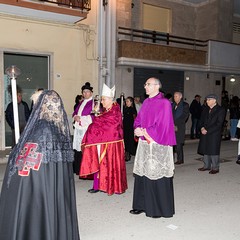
[0,140,239,240]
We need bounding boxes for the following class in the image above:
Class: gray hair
[174,92,183,98]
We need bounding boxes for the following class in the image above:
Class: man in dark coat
[5,89,30,147]
[172,92,189,164]
[189,94,202,139]
[198,94,226,174]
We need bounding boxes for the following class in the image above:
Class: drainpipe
[106,0,116,88]
[98,0,104,94]
[111,0,117,88]
[106,2,111,87]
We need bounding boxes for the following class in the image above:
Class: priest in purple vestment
[72,82,94,175]
[129,77,176,218]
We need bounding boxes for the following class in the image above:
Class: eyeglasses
[143,83,159,87]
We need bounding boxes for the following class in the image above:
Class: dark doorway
[134,68,184,100]
[4,53,49,147]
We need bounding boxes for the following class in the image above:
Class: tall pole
[5,65,21,144]
[11,77,20,144]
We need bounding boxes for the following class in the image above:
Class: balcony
[118,40,207,66]
[117,27,240,74]
[117,27,207,68]
[0,0,91,24]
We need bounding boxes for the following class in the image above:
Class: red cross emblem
[16,142,43,176]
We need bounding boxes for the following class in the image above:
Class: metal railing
[38,0,91,11]
[118,27,208,49]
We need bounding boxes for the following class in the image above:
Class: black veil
[7,90,74,185]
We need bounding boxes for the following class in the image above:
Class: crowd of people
[0,79,239,239]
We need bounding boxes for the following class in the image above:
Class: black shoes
[130,210,162,218]
[88,188,99,193]
[175,161,183,165]
[198,167,211,171]
[129,209,144,215]
[237,154,240,164]
[125,152,131,162]
[209,170,219,174]
[198,167,219,174]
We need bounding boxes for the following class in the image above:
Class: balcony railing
[38,0,91,11]
[0,0,90,23]
[118,27,208,50]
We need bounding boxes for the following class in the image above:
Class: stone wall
[117,0,132,28]
[130,0,196,38]
[119,0,234,42]
[196,0,233,41]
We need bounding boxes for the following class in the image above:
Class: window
[143,4,172,33]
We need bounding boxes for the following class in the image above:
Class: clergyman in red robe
[80,84,127,195]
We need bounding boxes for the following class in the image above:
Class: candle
[92,96,94,112]
[120,93,124,114]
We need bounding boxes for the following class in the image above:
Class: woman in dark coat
[198,94,226,174]
[0,90,80,240]
[123,97,137,161]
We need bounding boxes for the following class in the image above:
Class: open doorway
[4,53,49,148]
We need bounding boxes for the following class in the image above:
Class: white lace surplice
[73,98,92,151]
[133,139,174,180]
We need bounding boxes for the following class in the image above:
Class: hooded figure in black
[0,90,80,240]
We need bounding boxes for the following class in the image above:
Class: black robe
[132,175,175,218]
[123,106,137,156]
[0,90,80,240]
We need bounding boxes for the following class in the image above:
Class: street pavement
[0,140,239,240]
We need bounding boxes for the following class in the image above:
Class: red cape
[80,103,127,195]
[82,103,123,145]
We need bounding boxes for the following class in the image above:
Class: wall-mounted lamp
[185,76,190,81]
[230,76,236,82]
[127,68,132,73]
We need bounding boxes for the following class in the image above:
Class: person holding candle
[72,82,94,175]
[80,83,127,195]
